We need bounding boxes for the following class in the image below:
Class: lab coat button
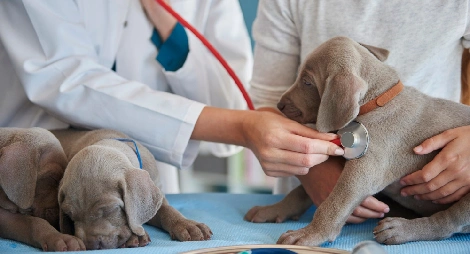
[124,21,128,27]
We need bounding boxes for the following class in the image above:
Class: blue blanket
[1,193,469,253]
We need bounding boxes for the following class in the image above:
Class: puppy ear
[122,169,163,236]
[359,43,389,62]
[0,142,37,209]
[316,74,367,132]
[58,188,75,235]
[59,211,75,235]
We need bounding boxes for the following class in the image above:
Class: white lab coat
[0,0,253,192]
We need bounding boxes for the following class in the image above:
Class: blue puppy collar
[114,138,143,169]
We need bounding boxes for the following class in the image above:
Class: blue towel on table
[1,193,469,254]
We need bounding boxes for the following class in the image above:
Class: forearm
[191,107,251,147]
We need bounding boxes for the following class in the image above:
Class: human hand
[400,126,470,204]
[242,111,344,177]
[297,157,390,224]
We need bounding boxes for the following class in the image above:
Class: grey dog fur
[0,127,84,251]
[244,36,470,246]
[52,128,212,250]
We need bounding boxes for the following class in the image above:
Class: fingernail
[379,213,384,218]
[327,133,338,138]
[384,207,390,213]
[335,148,344,155]
[401,191,407,197]
[414,145,423,153]
[400,180,406,186]
[414,195,420,200]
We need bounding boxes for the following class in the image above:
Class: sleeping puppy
[245,36,470,246]
[0,127,85,251]
[52,128,212,250]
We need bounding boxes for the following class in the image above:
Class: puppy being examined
[245,37,470,246]
[0,127,84,251]
[52,128,212,250]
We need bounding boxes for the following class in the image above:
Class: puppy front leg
[278,160,386,246]
[147,198,212,241]
[0,208,85,251]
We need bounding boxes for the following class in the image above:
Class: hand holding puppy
[400,125,470,204]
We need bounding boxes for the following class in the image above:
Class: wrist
[257,106,282,115]
[192,107,252,147]
[239,110,259,148]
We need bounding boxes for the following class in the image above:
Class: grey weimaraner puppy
[0,127,85,251]
[245,36,470,246]
[51,128,212,250]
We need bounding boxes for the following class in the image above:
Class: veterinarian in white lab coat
[251,0,470,223]
[0,0,343,193]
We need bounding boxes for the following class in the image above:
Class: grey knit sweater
[251,0,469,109]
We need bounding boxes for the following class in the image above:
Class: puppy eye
[303,79,312,86]
[100,205,120,216]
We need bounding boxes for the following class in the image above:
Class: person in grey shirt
[250,0,470,223]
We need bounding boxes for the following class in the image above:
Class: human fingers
[400,149,452,186]
[288,121,339,141]
[345,196,389,224]
[360,196,390,214]
[413,130,456,155]
[350,205,385,220]
[263,171,295,178]
[412,179,461,201]
[431,186,470,204]
[346,215,367,224]
[400,166,455,198]
[263,148,330,169]
[259,161,310,177]
[277,131,344,156]
[402,130,457,185]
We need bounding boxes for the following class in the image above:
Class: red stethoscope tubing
[155,0,255,110]
[155,0,342,147]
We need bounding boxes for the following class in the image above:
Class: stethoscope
[155,0,370,160]
[331,121,369,159]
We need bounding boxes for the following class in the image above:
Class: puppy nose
[277,101,286,111]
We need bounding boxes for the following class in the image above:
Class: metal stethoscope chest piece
[337,121,369,160]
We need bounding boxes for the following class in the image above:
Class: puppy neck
[359,81,404,115]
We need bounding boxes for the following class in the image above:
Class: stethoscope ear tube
[335,121,369,160]
[155,0,255,110]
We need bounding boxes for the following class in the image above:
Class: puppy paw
[121,230,151,248]
[168,219,212,241]
[277,226,326,246]
[244,204,302,223]
[373,217,439,245]
[40,232,86,251]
